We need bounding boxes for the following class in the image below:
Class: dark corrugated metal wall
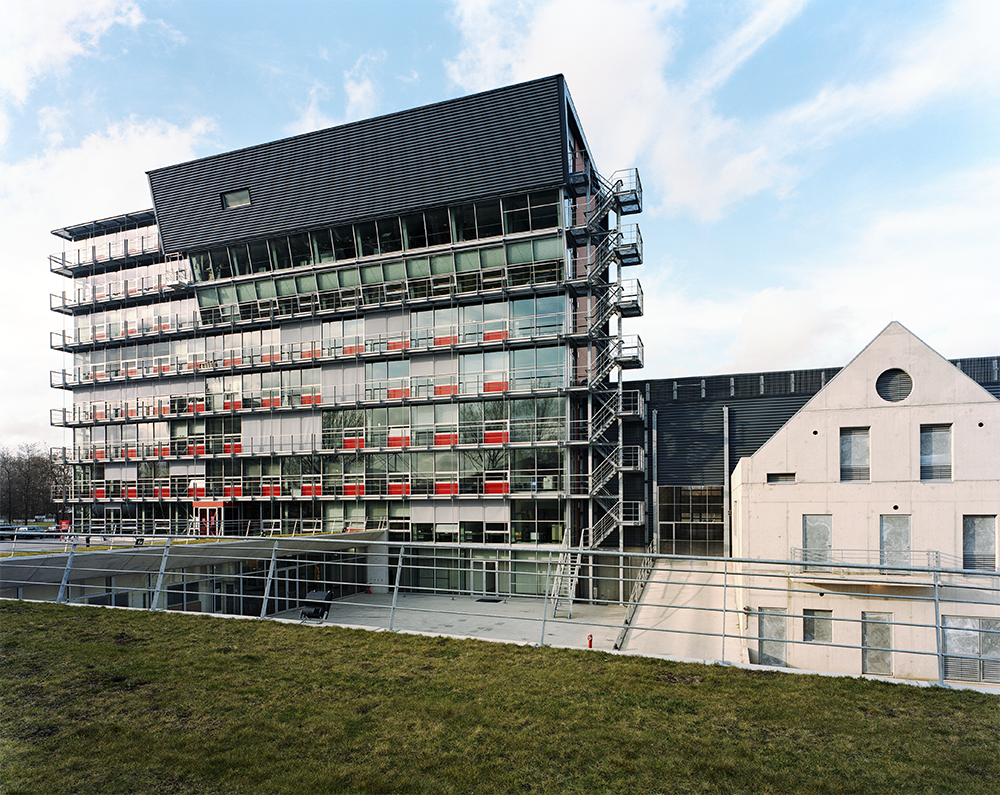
[628,356,999,487]
[148,76,568,253]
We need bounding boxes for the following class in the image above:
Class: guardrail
[3,544,996,687]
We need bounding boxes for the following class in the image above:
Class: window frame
[221,189,251,210]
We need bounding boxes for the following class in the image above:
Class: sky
[1,0,998,451]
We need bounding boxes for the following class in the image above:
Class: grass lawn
[1,601,998,794]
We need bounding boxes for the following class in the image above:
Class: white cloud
[37,106,68,148]
[284,84,338,137]
[0,116,214,450]
[764,1,1000,158]
[447,0,1000,221]
[636,161,1000,377]
[343,51,386,122]
[283,51,387,136]
[0,0,145,146]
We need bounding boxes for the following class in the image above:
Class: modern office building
[47,75,998,656]
[49,75,646,599]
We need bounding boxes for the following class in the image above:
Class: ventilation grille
[876,368,912,402]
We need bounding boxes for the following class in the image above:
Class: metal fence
[2,538,996,688]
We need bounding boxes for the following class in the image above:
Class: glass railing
[50,269,189,311]
[52,469,566,502]
[50,231,161,272]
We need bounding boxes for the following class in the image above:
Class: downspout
[723,405,730,558]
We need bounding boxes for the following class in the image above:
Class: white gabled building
[731,322,999,683]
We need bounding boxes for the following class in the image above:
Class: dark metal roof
[148,75,570,254]
[51,210,157,242]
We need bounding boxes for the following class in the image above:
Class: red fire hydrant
[588,634,593,649]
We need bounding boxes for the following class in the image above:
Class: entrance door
[195,505,223,536]
[103,508,121,536]
[472,560,498,597]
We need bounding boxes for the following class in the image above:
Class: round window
[876,368,912,402]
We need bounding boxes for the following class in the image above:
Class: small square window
[803,609,833,643]
[221,189,251,209]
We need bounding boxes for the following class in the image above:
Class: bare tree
[0,444,65,523]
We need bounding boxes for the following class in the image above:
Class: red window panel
[387,436,410,448]
[387,340,410,351]
[484,431,510,444]
[484,381,509,393]
[483,330,508,342]
[344,483,365,496]
[435,482,459,495]
[343,437,365,450]
[434,384,459,396]
[388,483,411,496]
[433,335,458,346]
[434,433,458,446]
[387,388,411,400]
[484,482,510,495]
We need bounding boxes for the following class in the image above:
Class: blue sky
[1,0,997,449]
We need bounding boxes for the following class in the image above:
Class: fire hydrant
[588,634,593,649]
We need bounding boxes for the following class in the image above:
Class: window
[862,612,892,675]
[840,427,870,482]
[942,616,1000,683]
[875,368,912,402]
[803,609,833,643]
[766,473,795,484]
[802,515,832,567]
[221,189,251,209]
[880,515,911,569]
[963,515,996,571]
[758,608,787,667]
[920,424,951,480]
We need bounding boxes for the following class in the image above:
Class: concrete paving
[275,592,628,652]
[620,559,748,664]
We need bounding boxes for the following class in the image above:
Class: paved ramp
[621,559,747,664]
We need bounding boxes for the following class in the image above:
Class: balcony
[50,269,190,315]
[788,548,967,585]
[614,336,644,370]
[608,168,642,216]
[49,411,568,464]
[49,229,161,276]
[51,470,567,504]
[617,280,643,318]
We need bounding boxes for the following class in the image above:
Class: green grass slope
[2,601,997,794]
